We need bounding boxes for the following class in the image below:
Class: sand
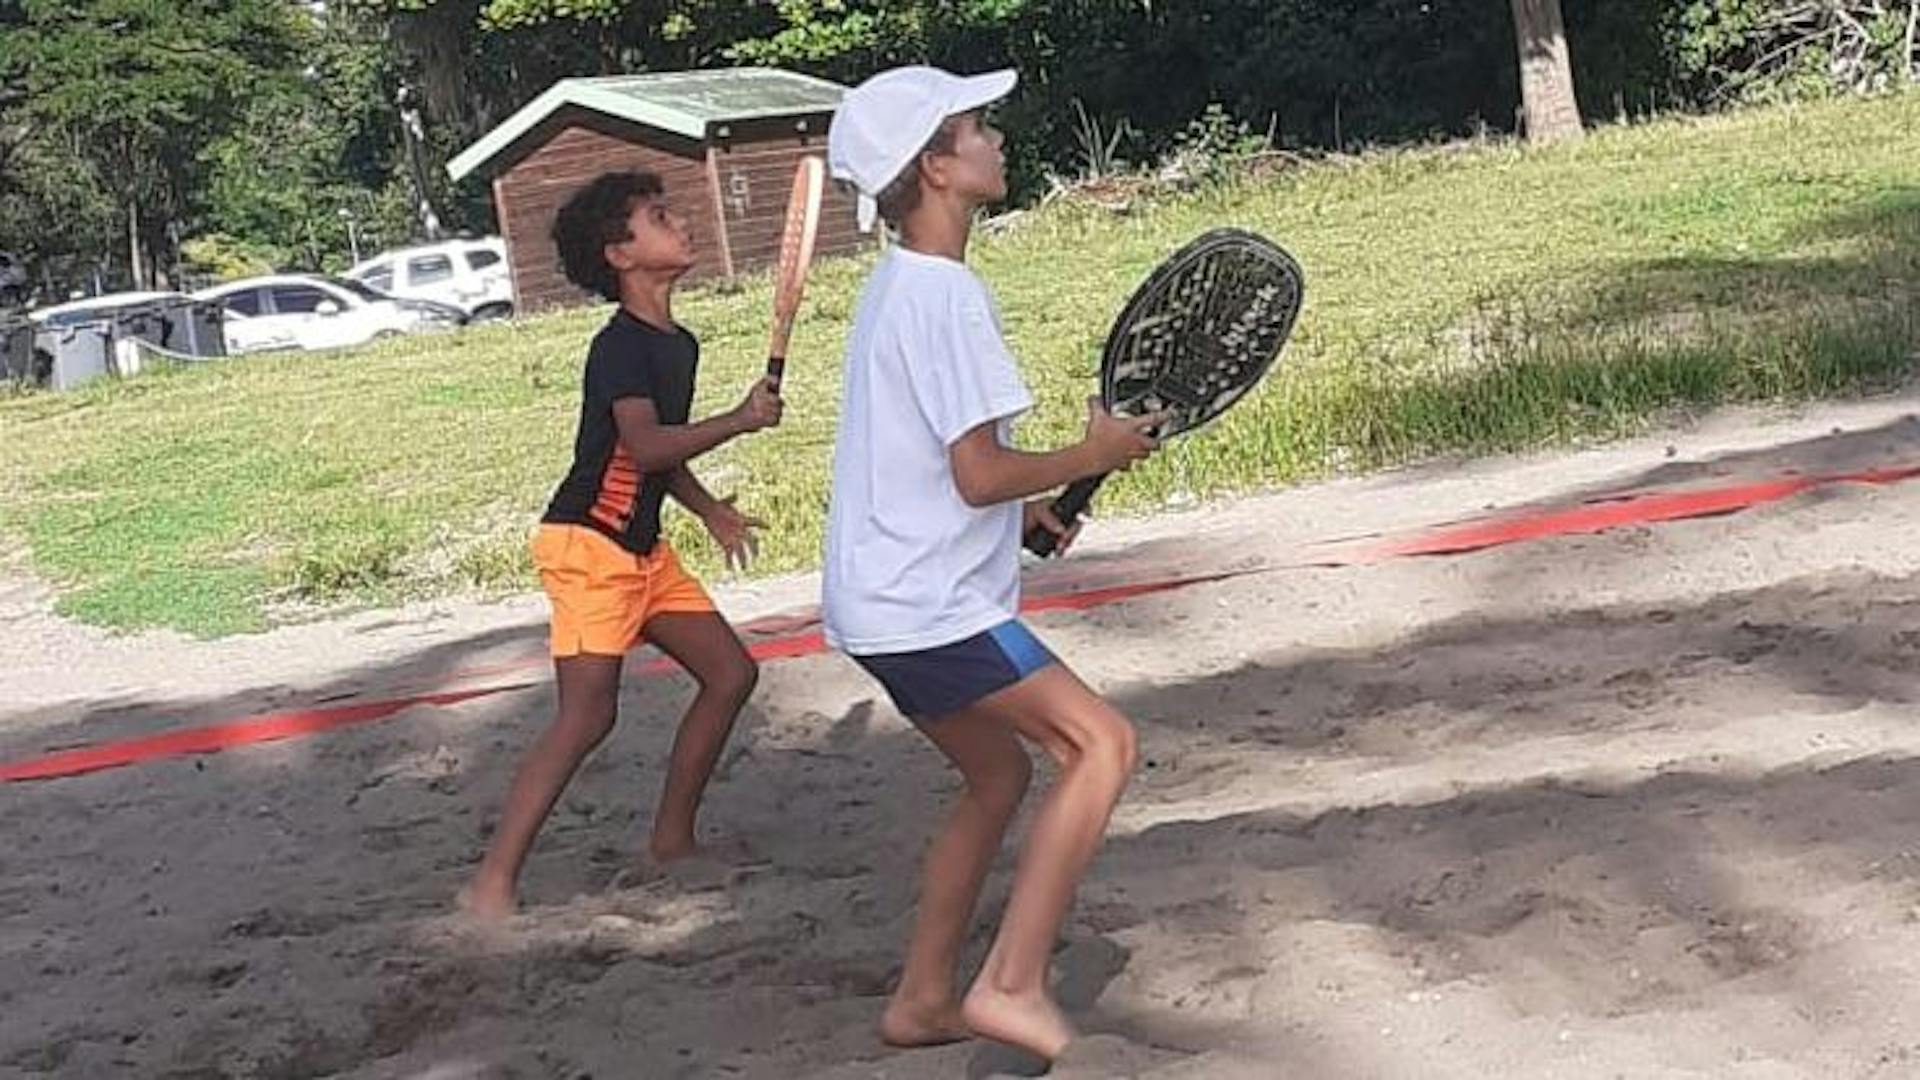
[6,391,1920,1079]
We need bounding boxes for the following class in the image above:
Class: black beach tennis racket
[1024,228,1305,556]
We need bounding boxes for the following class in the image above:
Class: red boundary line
[0,577,1242,784]
[1362,465,1920,561]
[0,686,536,783]
[8,464,1919,783]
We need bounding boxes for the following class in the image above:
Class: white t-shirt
[823,247,1034,655]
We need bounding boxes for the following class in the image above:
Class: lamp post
[337,207,361,265]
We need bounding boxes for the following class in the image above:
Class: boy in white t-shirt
[823,66,1168,1063]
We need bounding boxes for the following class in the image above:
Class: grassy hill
[4,94,1917,636]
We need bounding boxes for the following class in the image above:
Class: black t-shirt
[543,309,699,554]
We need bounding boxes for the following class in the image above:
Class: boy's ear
[916,149,950,194]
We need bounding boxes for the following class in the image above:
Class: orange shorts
[532,524,716,658]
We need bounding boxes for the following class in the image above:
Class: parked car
[193,274,464,355]
[345,237,513,321]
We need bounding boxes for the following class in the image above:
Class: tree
[198,8,408,275]
[0,0,307,289]
[1669,0,1920,103]
[0,135,117,299]
[1509,0,1585,143]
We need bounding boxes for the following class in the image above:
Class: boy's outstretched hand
[730,376,784,434]
[1023,498,1081,557]
[701,495,766,570]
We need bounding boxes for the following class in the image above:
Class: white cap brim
[952,69,1019,115]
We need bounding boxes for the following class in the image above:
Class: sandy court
[6,392,1920,1078]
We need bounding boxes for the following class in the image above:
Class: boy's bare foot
[961,982,1075,1062]
[648,833,761,866]
[879,995,971,1048]
[455,879,516,922]
[613,841,759,894]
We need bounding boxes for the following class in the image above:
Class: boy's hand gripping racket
[765,155,825,391]
[1024,228,1305,556]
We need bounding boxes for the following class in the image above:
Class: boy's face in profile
[606,195,695,279]
[932,110,1008,207]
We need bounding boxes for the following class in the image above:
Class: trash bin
[1,314,31,384]
[108,300,170,376]
[181,299,227,359]
[33,318,113,391]
[110,296,226,365]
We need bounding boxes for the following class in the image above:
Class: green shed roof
[448,68,847,181]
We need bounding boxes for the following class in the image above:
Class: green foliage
[1164,105,1276,186]
[1066,99,1135,181]
[0,0,316,291]
[1666,0,1918,104]
[199,10,403,274]
[0,135,117,291]
[480,0,623,30]
[179,233,282,283]
[7,0,1914,302]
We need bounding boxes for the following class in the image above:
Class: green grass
[5,95,1919,636]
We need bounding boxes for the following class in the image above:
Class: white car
[194,274,464,355]
[346,238,513,322]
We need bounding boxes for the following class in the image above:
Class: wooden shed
[447,68,864,313]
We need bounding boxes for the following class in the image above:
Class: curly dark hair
[552,171,666,301]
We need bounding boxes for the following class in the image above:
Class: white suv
[194,274,464,355]
[346,238,514,322]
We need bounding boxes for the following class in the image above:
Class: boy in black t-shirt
[460,171,783,919]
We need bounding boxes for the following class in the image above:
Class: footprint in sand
[1054,936,1133,1010]
[1075,899,1147,935]
[518,938,627,993]
[1039,1034,1185,1078]
[226,905,358,940]
[1602,667,1663,710]
[1729,620,1792,664]
[172,958,249,993]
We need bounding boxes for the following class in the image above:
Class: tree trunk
[394,1,477,128]
[1906,0,1917,86]
[1510,0,1584,144]
[160,220,180,289]
[399,95,444,242]
[127,201,146,291]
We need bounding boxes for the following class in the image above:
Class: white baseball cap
[827,65,1018,232]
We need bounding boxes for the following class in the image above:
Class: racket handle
[765,355,784,391]
[1023,473,1108,557]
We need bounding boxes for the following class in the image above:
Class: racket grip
[764,355,784,391]
[1023,474,1108,557]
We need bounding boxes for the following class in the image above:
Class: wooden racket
[766,154,825,391]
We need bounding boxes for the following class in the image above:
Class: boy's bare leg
[881,715,1033,1047]
[460,654,623,920]
[639,612,758,863]
[958,665,1138,1062]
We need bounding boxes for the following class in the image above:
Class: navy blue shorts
[852,620,1058,721]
